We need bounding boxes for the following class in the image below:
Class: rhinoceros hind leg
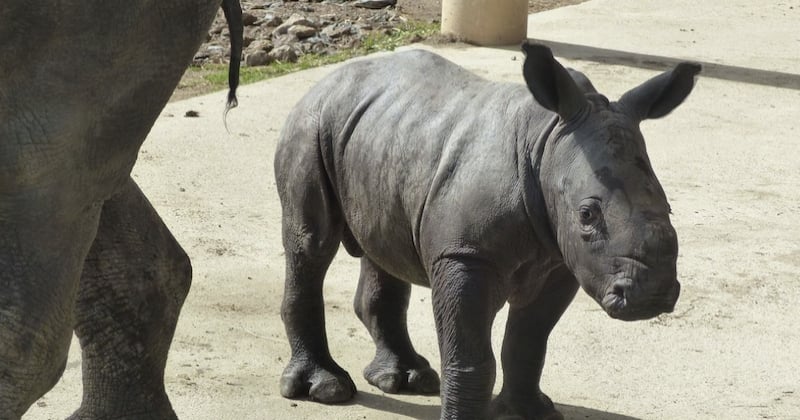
[279,246,357,405]
[70,179,188,420]
[278,183,356,403]
[354,258,440,395]
[490,265,578,420]
[0,205,102,418]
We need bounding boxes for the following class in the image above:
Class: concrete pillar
[441,0,528,46]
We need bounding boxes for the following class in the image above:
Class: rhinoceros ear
[618,62,701,121]
[522,42,587,120]
[566,68,598,94]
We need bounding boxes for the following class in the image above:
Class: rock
[250,2,272,10]
[209,23,225,35]
[321,21,356,39]
[246,51,273,66]
[260,14,283,27]
[194,0,426,72]
[288,24,317,39]
[342,37,362,49]
[319,13,338,23]
[273,13,318,36]
[193,44,227,64]
[242,12,259,26]
[206,45,224,54]
[273,33,300,48]
[243,27,260,47]
[246,39,274,54]
[304,36,326,44]
[368,10,394,23]
[354,0,396,9]
[268,45,300,63]
[300,37,330,55]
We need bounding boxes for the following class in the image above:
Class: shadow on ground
[353,391,641,419]
[558,403,641,420]
[511,39,800,90]
[351,391,440,419]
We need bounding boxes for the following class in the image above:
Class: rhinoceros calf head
[524,44,700,321]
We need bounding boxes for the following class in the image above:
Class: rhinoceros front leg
[354,258,440,395]
[69,179,190,420]
[491,265,579,420]
[431,257,506,420]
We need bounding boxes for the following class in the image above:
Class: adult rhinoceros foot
[490,391,563,420]
[67,404,177,420]
[280,358,356,403]
[364,354,440,395]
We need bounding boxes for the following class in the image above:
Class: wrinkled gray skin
[0,1,241,419]
[275,43,700,419]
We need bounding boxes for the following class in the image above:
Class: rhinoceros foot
[490,390,563,420]
[364,354,440,395]
[280,357,357,403]
[68,401,177,420]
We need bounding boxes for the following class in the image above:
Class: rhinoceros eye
[578,202,601,225]
[579,207,594,223]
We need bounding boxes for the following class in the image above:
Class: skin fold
[275,43,699,419]
[0,1,241,418]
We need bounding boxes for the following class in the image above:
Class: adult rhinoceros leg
[354,258,440,395]
[0,206,103,419]
[491,265,579,420]
[70,178,189,419]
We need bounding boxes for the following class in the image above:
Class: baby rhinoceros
[275,42,700,419]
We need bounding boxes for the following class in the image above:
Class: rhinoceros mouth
[601,288,630,318]
[601,278,679,321]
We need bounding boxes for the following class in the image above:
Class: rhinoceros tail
[221,0,242,122]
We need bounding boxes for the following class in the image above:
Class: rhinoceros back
[276,50,543,285]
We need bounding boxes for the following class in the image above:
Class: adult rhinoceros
[0,1,241,418]
[274,43,700,419]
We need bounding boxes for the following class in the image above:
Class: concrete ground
[28,0,799,419]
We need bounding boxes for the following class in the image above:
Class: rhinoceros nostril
[612,282,626,298]
[610,280,631,303]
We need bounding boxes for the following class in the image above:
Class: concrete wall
[441,0,528,46]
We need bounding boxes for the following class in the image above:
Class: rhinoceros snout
[602,277,680,321]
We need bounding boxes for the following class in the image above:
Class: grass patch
[360,20,439,54]
[201,50,358,87]
[190,21,440,92]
